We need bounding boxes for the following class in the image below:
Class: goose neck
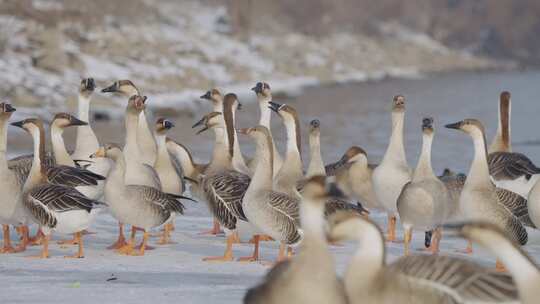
[24,126,46,191]
[125,109,139,150]
[167,142,196,177]
[300,201,326,245]
[74,94,99,156]
[250,135,274,191]
[490,100,511,153]
[51,125,74,167]
[413,133,435,180]
[258,98,271,128]
[382,111,407,165]
[0,117,8,169]
[77,94,91,122]
[307,132,325,177]
[466,131,492,187]
[209,128,231,171]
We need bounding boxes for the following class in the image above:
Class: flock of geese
[0,78,539,303]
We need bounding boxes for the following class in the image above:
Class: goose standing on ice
[244,176,347,304]
[239,126,300,262]
[154,118,185,244]
[193,111,250,261]
[397,117,450,255]
[488,91,540,197]
[10,118,105,258]
[327,212,520,304]
[446,119,528,270]
[102,80,157,166]
[91,144,192,256]
[251,82,282,176]
[372,95,411,242]
[268,102,303,197]
[0,103,27,253]
[445,221,538,304]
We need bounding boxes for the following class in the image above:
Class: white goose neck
[345,224,384,291]
[77,94,91,122]
[74,94,99,157]
[138,111,156,164]
[467,130,492,188]
[307,132,325,177]
[300,202,326,244]
[0,117,8,169]
[51,125,74,167]
[250,135,274,191]
[208,128,231,172]
[413,133,435,180]
[382,111,407,166]
[125,110,139,152]
[24,126,45,192]
[258,97,272,128]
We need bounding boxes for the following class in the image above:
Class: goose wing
[488,152,540,181]
[169,151,186,191]
[324,198,368,218]
[267,192,301,244]
[496,188,536,228]
[46,165,105,187]
[132,185,186,215]
[9,153,55,187]
[203,171,250,230]
[390,255,519,303]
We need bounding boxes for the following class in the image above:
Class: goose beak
[251,83,263,94]
[268,101,281,113]
[237,128,250,135]
[10,120,24,129]
[445,121,462,130]
[200,91,212,100]
[90,147,106,158]
[4,104,16,113]
[310,119,320,129]
[69,117,88,127]
[81,78,96,91]
[164,120,175,129]
[237,102,243,111]
[101,83,118,93]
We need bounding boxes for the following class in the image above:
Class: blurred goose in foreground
[239,126,300,262]
[372,95,411,242]
[244,176,347,304]
[328,212,519,304]
[11,118,105,258]
[446,119,528,270]
[102,80,157,166]
[92,144,192,256]
[154,118,185,244]
[269,102,303,198]
[251,82,282,176]
[0,103,27,253]
[488,91,540,197]
[397,117,451,255]
[193,112,250,261]
[445,221,538,304]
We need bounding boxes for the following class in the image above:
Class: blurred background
[1,0,540,171]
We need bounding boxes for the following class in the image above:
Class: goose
[102,80,157,166]
[444,221,539,304]
[488,91,540,197]
[327,211,520,304]
[154,118,185,244]
[397,117,450,255]
[239,126,301,262]
[305,119,325,178]
[268,102,303,197]
[91,144,192,255]
[70,78,111,198]
[251,82,283,176]
[0,102,27,253]
[10,118,106,258]
[243,176,347,304]
[445,119,528,270]
[372,95,411,242]
[192,111,250,261]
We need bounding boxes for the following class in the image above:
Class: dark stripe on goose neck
[223,94,236,159]
[500,92,511,151]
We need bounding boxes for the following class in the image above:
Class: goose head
[303,175,345,203]
[392,95,405,113]
[102,80,140,97]
[126,95,147,114]
[11,118,44,135]
[90,143,122,161]
[79,78,95,98]
[309,119,320,136]
[224,93,242,113]
[192,112,223,135]
[0,102,16,119]
[51,113,88,129]
[155,118,175,135]
[334,146,368,170]
[251,82,271,100]
[200,88,223,106]
[238,125,272,145]
[422,117,434,135]
[445,118,485,139]
[327,210,382,244]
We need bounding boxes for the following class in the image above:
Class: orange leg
[258,234,274,242]
[199,219,223,236]
[0,225,16,253]
[430,228,441,255]
[386,215,399,243]
[403,227,412,256]
[135,227,155,251]
[64,232,84,258]
[28,233,50,258]
[14,226,28,252]
[157,223,176,245]
[230,230,241,244]
[456,240,473,254]
[238,235,260,262]
[277,243,287,262]
[28,228,44,246]
[203,234,234,262]
[117,228,147,256]
[495,259,507,272]
[107,223,128,250]
[58,233,80,246]
[286,246,294,258]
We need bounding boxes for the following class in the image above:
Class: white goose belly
[0,173,23,225]
[372,164,410,214]
[493,174,540,198]
[243,192,293,243]
[527,181,540,228]
[44,210,92,235]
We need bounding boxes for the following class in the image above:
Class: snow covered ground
[1,201,539,303]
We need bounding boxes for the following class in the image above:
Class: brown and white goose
[10,118,105,258]
[102,80,157,166]
[488,91,540,197]
[193,112,250,261]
